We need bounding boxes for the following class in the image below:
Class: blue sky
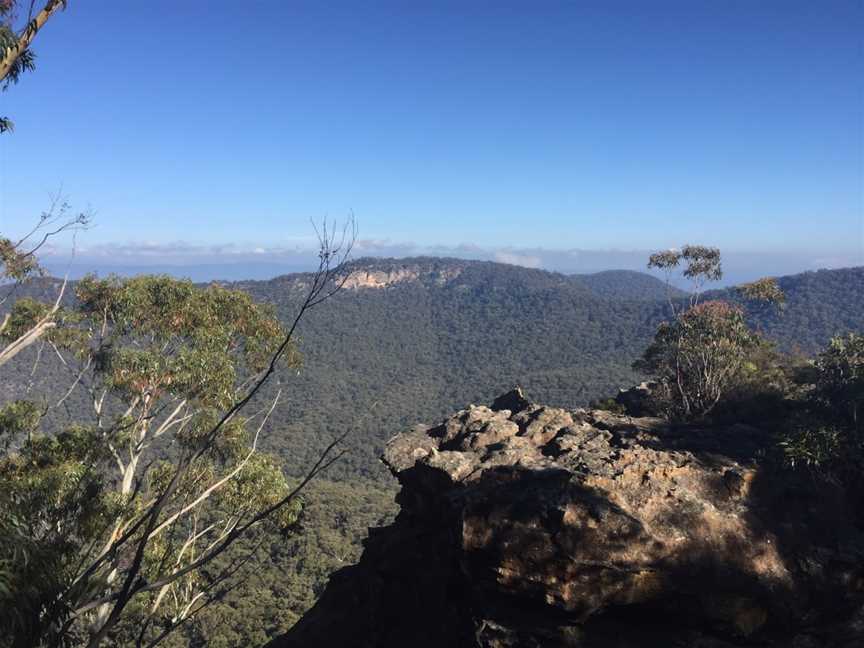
[0,0,861,278]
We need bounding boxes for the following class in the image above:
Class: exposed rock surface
[269,389,864,647]
[341,264,464,290]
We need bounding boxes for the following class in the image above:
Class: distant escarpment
[269,389,864,647]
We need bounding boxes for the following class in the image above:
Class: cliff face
[340,264,464,290]
[270,390,864,648]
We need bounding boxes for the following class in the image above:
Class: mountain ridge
[4,262,862,483]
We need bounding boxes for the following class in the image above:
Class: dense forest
[238,259,864,481]
[3,258,862,646]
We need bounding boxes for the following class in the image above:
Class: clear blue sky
[0,0,861,271]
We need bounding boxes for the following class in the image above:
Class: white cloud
[492,251,542,268]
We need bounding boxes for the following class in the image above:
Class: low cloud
[492,251,542,268]
[41,239,863,286]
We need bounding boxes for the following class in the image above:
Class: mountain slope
[573,269,687,301]
[4,261,862,482]
[239,260,659,480]
[709,266,864,351]
[231,260,862,482]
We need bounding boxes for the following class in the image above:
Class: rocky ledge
[270,389,864,647]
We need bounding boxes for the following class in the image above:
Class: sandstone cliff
[270,389,864,647]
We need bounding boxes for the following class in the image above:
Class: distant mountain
[573,269,687,301]
[4,260,863,483]
[229,259,862,482]
[708,266,864,352]
[234,258,656,480]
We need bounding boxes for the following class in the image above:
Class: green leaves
[0,297,49,340]
[74,275,291,407]
[636,300,762,420]
[738,277,786,308]
[814,333,864,433]
[647,244,723,286]
[0,273,300,645]
[776,333,863,475]
[0,399,40,448]
[0,237,42,282]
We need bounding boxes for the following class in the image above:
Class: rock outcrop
[269,389,864,647]
[340,262,464,290]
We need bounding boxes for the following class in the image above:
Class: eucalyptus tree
[0,222,357,647]
[635,299,762,419]
[639,245,784,420]
[1,0,69,132]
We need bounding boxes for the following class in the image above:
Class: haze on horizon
[1,1,862,283]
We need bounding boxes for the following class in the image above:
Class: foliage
[588,397,626,414]
[639,247,794,421]
[708,343,805,426]
[635,300,763,420]
[576,270,687,301]
[738,277,786,308]
[707,268,864,353]
[779,334,863,474]
[0,274,306,646]
[779,420,846,470]
[648,244,722,310]
[0,199,90,369]
[0,426,116,647]
[775,334,862,477]
[139,479,395,648]
[813,332,863,432]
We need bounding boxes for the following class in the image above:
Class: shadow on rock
[268,388,864,648]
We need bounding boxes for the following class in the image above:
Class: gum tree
[0,222,357,647]
[638,246,783,420]
[1,0,69,132]
[635,300,760,419]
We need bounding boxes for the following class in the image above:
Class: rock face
[269,389,864,647]
[340,263,464,290]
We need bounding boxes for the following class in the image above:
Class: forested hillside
[3,259,862,646]
[232,260,864,482]
[574,268,687,300]
[235,259,666,481]
[6,261,863,482]
[710,267,864,351]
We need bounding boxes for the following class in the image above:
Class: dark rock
[268,391,864,648]
[490,386,531,414]
[615,381,661,417]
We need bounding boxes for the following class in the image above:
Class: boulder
[268,391,864,648]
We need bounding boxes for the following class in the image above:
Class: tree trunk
[0,0,66,83]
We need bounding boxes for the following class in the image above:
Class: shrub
[635,301,761,420]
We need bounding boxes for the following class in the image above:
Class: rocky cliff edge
[270,389,864,647]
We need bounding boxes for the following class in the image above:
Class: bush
[635,301,761,420]
[779,333,864,482]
